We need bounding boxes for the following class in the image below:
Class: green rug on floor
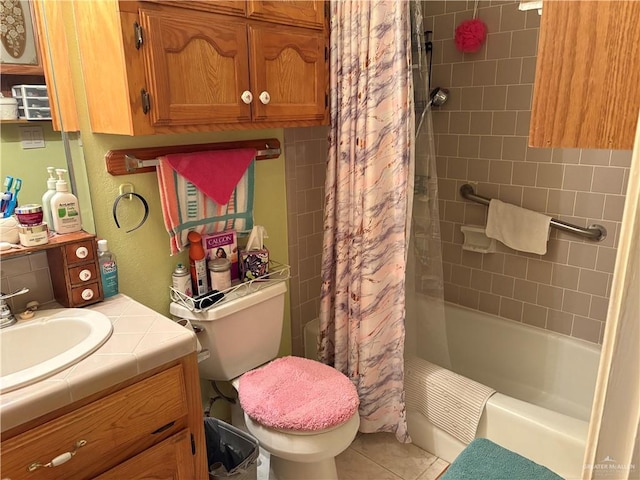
[440,438,564,480]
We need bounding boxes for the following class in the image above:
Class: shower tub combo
[304,301,600,479]
[407,301,601,480]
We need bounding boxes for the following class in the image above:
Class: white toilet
[170,282,360,480]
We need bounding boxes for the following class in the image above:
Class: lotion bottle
[41,167,57,232]
[50,169,82,234]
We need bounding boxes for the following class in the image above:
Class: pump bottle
[41,167,57,231]
[50,169,81,234]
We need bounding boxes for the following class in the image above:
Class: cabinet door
[0,367,187,480]
[138,6,251,126]
[0,0,44,75]
[95,430,195,480]
[249,23,326,123]
[248,0,325,29]
[530,1,640,149]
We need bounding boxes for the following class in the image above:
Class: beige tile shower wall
[425,0,632,344]
[284,126,329,356]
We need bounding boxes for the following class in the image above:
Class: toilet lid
[238,356,359,431]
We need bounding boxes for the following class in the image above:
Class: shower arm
[459,184,607,241]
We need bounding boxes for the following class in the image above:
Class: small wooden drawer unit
[47,234,103,307]
[0,366,190,479]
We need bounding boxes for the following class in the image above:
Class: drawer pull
[27,440,87,472]
[78,269,92,281]
[151,421,176,435]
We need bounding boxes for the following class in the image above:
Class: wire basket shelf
[169,260,290,313]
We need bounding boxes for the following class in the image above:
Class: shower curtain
[319,0,414,442]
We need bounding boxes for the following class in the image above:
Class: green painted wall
[82,129,291,354]
[0,123,67,206]
[60,5,291,354]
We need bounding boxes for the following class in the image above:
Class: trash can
[204,417,259,480]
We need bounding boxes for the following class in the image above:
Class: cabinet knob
[259,91,271,105]
[81,289,94,301]
[75,246,89,259]
[241,91,253,104]
[78,269,92,282]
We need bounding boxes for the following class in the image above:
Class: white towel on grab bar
[485,199,552,255]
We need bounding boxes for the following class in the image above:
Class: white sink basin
[0,309,113,393]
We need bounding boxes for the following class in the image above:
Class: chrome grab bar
[459,184,607,241]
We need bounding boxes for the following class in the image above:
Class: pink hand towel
[166,148,256,205]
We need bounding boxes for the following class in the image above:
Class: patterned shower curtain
[319,0,414,442]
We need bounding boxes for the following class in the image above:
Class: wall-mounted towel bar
[460,184,607,241]
[105,138,281,176]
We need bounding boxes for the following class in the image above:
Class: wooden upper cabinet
[32,0,80,131]
[139,7,251,126]
[249,23,326,122]
[248,1,325,29]
[0,0,43,75]
[530,1,640,150]
[73,0,328,135]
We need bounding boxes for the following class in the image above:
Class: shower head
[429,87,449,107]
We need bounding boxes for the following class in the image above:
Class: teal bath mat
[440,438,564,480]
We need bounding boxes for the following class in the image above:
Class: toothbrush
[0,176,13,214]
[3,178,21,218]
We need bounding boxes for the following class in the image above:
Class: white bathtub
[407,301,602,480]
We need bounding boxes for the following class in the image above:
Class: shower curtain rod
[459,184,607,241]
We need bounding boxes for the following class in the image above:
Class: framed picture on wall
[0,0,42,74]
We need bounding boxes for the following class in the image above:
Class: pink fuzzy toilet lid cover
[238,356,360,431]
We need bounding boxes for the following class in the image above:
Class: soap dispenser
[41,167,57,232]
[50,169,82,234]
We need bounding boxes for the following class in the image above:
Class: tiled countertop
[0,294,196,433]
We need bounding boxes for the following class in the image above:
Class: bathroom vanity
[0,295,207,479]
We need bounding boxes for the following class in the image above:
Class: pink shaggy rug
[238,356,359,431]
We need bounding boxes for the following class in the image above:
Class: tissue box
[240,248,269,281]
[203,230,239,280]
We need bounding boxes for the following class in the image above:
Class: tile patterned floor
[336,433,449,480]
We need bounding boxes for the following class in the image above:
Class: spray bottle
[188,231,208,296]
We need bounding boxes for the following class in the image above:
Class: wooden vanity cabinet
[72,0,328,136]
[529,1,640,150]
[0,354,207,480]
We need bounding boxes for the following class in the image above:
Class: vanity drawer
[70,283,101,306]
[68,264,98,285]
[64,240,96,265]
[0,366,189,480]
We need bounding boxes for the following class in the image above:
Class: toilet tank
[170,282,286,381]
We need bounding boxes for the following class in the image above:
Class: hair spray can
[188,231,208,296]
[172,263,192,297]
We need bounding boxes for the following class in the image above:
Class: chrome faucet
[0,287,29,328]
